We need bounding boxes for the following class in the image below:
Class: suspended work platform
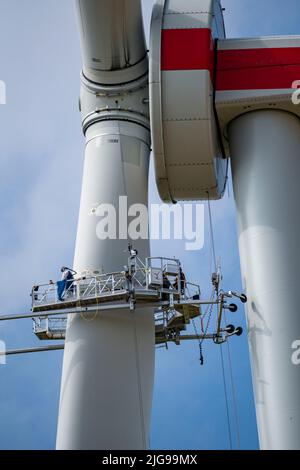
[31,257,197,312]
[31,257,203,345]
[0,255,246,356]
[29,256,245,348]
[33,317,67,340]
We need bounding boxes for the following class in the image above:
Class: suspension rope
[198,196,218,364]
[207,191,235,450]
[207,193,217,272]
[199,300,214,364]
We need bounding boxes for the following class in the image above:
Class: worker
[162,273,171,301]
[123,266,134,303]
[57,267,75,301]
[163,273,171,290]
[128,243,138,275]
[174,267,186,296]
[61,266,73,281]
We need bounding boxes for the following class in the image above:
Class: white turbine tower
[56,0,154,450]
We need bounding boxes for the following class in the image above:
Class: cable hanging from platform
[206,192,241,450]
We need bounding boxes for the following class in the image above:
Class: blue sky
[0,0,299,450]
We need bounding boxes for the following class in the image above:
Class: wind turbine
[1,0,299,451]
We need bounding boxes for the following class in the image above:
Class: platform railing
[31,268,148,309]
[33,316,67,335]
[31,257,199,311]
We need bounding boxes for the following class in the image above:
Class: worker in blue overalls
[57,267,76,301]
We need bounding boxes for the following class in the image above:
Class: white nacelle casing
[150,0,228,203]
